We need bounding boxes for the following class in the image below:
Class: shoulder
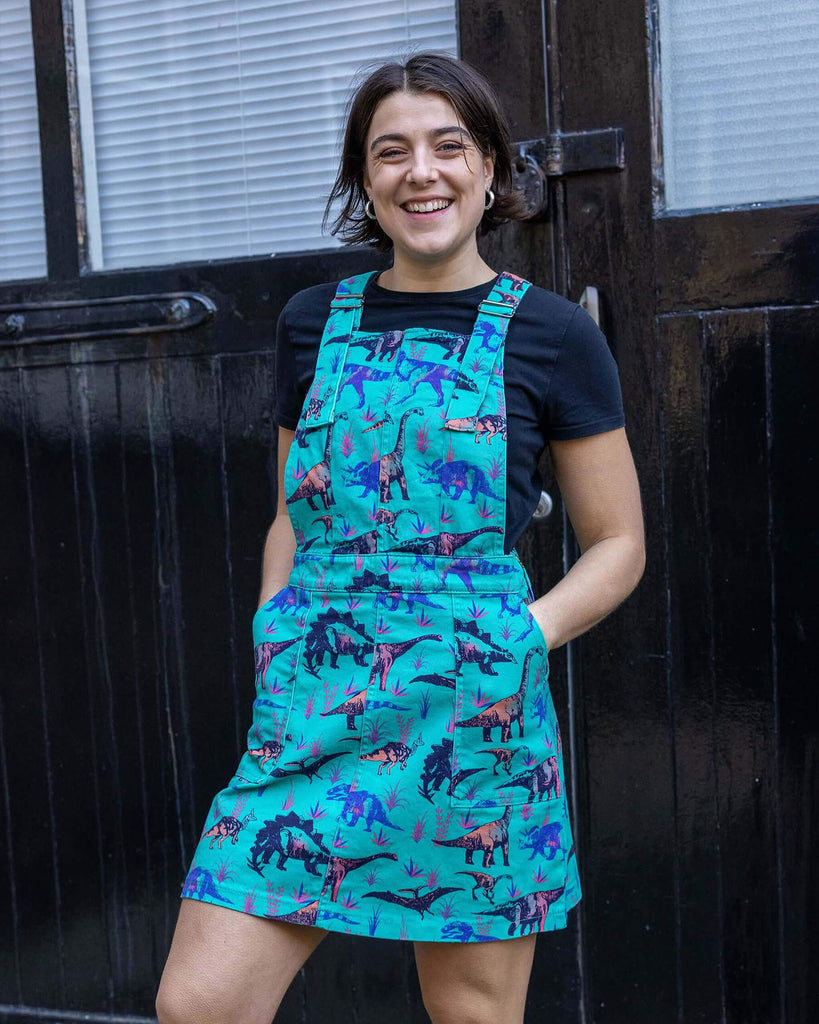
[280,281,338,325]
[515,282,590,338]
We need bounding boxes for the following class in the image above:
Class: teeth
[405,199,451,213]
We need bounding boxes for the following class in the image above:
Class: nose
[406,146,437,185]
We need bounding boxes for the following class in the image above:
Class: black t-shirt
[274,273,625,553]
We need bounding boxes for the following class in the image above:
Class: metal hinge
[510,128,625,220]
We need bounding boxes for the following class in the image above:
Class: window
[75,0,457,270]
[0,0,47,283]
[658,0,819,211]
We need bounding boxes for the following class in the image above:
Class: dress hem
[180,885,581,944]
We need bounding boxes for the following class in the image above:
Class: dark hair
[324,52,528,251]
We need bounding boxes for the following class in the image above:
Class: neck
[378,249,496,293]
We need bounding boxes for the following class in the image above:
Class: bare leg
[413,934,537,1024]
[156,899,328,1024]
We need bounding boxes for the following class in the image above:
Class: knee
[156,975,214,1024]
[423,988,520,1024]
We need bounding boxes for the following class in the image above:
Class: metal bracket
[0,291,216,347]
[510,128,625,219]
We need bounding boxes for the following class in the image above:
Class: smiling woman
[156,51,645,1024]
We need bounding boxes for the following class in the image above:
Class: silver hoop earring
[484,189,496,211]
[365,198,377,221]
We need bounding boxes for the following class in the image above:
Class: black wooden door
[2,2,816,1023]
[461,3,817,1024]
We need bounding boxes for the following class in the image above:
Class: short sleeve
[542,305,626,440]
[273,306,302,431]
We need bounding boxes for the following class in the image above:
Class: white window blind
[77,0,457,271]
[0,0,47,283]
[658,0,819,211]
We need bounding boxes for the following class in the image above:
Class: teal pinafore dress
[182,271,582,942]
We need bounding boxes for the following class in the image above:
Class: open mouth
[401,199,453,214]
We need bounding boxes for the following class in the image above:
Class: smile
[402,199,452,213]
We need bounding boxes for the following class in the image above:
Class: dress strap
[308,271,378,428]
[443,271,531,427]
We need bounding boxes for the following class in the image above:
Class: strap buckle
[477,299,516,318]
[330,292,365,309]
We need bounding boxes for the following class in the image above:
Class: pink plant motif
[400,918,409,940]
[309,736,323,758]
[263,620,278,636]
[533,865,550,884]
[370,827,391,847]
[520,803,533,822]
[411,650,428,670]
[383,782,407,811]
[444,437,455,463]
[375,616,392,636]
[303,689,316,720]
[475,916,493,936]
[439,897,456,920]
[414,419,432,454]
[486,454,503,481]
[476,499,496,520]
[345,593,363,611]
[322,679,338,713]
[396,713,414,744]
[389,678,408,697]
[291,882,314,905]
[341,890,360,910]
[266,880,284,916]
[440,504,454,525]
[333,833,349,850]
[243,888,257,914]
[309,800,327,820]
[434,808,453,842]
[413,609,433,628]
[290,458,306,483]
[365,868,380,886]
[328,761,347,784]
[505,878,521,899]
[469,684,492,711]
[426,867,440,890]
[458,810,477,830]
[341,426,355,457]
[365,713,387,745]
[402,858,424,879]
[412,814,427,843]
[281,781,295,812]
[215,858,235,884]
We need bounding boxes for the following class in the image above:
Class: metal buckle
[477,299,516,317]
[330,293,365,309]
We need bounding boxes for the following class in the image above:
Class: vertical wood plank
[769,306,819,1024]
[705,311,779,1024]
[659,313,724,1022]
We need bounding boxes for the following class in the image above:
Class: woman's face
[362,90,494,271]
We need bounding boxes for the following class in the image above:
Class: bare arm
[527,427,645,651]
[257,427,297,608]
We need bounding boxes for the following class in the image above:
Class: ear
[483,152,495,188]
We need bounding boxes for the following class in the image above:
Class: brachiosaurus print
[321,853,399,901]
[433,805,512,867]
[286,412,344,511]
[254,638,300,689]
[380,407,424,501]
[359,735,424,774]
[483,886,567,936]
[369,634,443,691]
[320,688,368,729]
[394,526,503,556]
[454,647,543,742]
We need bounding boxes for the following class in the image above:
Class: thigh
[156,898,328,1024]
[412,934,537,1024]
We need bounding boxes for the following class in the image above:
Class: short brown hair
[324,52,528,252]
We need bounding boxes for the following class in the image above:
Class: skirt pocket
[449,592,552,809]
[243,591,312,780]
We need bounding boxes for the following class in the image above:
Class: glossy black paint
[1,1,817,1023]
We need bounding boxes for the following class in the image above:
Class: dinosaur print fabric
[182,271,582,941]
